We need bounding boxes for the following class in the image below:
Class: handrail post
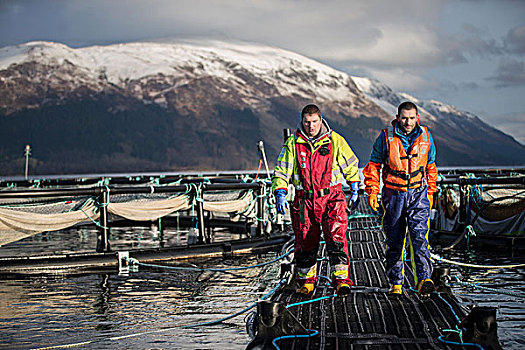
[206,211,212,243]
[458,183,468,230]
[257,183,264,236]
[158,217,164,248]
[196,186,206,244]
[96,188,110,253]
[283,128,291,142]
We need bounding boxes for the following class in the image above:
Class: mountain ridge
[0,40,523,175]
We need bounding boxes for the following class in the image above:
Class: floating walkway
[246,205,502,350]
[0,234,289,275]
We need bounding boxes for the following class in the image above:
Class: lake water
[0,226,524,349]
[0,226,280,350]
[439,248,525,350]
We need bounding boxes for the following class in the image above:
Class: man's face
[302,113,322,138]
[397,108,418,134]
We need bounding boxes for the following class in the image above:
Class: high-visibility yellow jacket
[272,120,359,193]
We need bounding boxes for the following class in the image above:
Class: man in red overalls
[272,104,360,296]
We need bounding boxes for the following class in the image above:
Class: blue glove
[275,189,289,215]
[348,182,360,210]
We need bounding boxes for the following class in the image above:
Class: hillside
[0,40,523,175]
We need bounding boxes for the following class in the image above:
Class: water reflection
[0,252,279,350]
[436,247,525,349]
[1,227,524,349]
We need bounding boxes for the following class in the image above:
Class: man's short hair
[301,104,321,119]
[398,101,418,116]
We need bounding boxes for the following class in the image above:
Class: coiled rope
[434,292,484,349]
[271,292,338,349]
[272,329,319,350]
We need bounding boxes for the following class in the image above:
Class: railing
[436,173,525,230]
[0,180,268,253]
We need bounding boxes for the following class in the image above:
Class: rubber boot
[296,283,315,295]
[336,282,352,296]
[417,278,435,299]
[389,284,403,295]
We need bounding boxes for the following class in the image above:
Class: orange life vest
[383,125,430,191]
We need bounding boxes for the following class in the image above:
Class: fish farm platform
[0,234,290,275]
[247,213,501,350]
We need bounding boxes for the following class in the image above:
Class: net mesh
[0,188,257,247]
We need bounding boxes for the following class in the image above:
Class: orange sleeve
[426,162,438,195]
[363,161,382,195]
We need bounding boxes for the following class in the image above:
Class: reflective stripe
[331,264,348,279]
[297,265,317,279]
[276,160,294,169]
[274,171,290,180]
[332,168,341,178]
[341,154,357,170]
[421,127,428,142]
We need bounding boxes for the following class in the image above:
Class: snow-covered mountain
[351,76,525,165]
[0,40,523,174]
[0,40,385,118]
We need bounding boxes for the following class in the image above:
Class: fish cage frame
[0,179,269,254]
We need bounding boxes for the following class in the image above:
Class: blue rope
[435,292,461,324]
[274,281,337,348]
[318,275,332,285]
[437,335,484,349]
[285,294,337,309]
[181,278,287,329]
[272,329,319,350]
[435,292,485,349]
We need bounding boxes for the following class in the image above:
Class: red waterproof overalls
[292,132,352,287]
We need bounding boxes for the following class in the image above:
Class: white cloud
[314,25,443,67]
[0,0,524,135]
[1,0,449,68]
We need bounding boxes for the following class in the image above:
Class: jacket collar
[297,118,332,143]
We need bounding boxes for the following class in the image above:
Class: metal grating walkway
[268,207,467,350]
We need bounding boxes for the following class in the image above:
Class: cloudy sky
[1,0,524,143]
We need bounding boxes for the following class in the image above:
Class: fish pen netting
[0,189,258,247]
[435,184,525,235]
